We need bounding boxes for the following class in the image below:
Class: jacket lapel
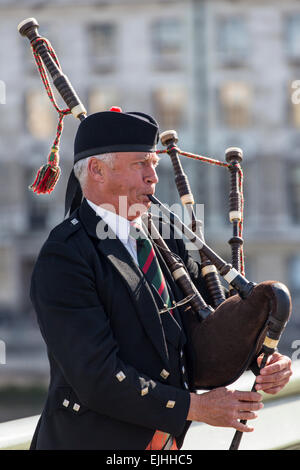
[78,199,170,367]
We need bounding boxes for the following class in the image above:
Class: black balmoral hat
[65,108,159,216]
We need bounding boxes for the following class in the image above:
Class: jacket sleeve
[30,240,190,436]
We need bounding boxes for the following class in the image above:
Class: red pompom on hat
[109,106,122,112]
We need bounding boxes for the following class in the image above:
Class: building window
[287,163,300,224]
[217,16,248,65]
[219,82,252,128]
[88,87,120,114]
[88,23,117,73]
[151,18,183,70]
[153,85,186,130]
[25,90,56,139]
[284,14,300,63]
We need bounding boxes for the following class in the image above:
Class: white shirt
[86,199,142,264]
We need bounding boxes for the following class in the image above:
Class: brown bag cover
[183,280,292,390]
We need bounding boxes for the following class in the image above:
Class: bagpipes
[18,18,292,451]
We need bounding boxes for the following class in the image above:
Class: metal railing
[0,361,299,450]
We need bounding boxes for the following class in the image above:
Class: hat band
[74,144,157,163]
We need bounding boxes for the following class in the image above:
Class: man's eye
[135,160,159,167]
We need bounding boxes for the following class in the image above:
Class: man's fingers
[238,401,264,412]
[257,368,290,382]
[260,361,285,375]
[235,411,259,421]
[194,387,265,430]
[259,354,292,376]
[259,385,283,395]
[234,390,263,402]
[255,377,289,392]
[258,351,280,365]
[254,353,292,395]
[255,368,292,392]
[233,420,254,433]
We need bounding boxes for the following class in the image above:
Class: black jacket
[29,199,210,450]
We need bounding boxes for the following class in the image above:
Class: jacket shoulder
[47,213,83,244]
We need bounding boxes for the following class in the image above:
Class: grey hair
[73,153,117,189]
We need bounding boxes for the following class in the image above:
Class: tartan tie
[130,223,178,450]
[136,235,173,314]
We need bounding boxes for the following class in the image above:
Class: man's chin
[124,201,150,220]
[143,199,151,208]
[136,196,152,207]
[136,200,150,214]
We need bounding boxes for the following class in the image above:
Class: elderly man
[29,109,292,450]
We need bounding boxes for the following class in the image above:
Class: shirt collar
[86,199,142,243]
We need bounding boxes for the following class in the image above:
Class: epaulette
[48,214,82,243]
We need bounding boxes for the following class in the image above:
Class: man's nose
[145,165,159,185]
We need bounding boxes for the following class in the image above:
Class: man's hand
[255,352,292,395]
[187,387,263,432]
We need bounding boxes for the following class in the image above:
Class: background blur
[0,0,300,423]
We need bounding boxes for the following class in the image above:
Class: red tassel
[30,146,61,194]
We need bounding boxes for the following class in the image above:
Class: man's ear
[88,157,105,182]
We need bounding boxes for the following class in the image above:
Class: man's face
[100,152,159,220]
